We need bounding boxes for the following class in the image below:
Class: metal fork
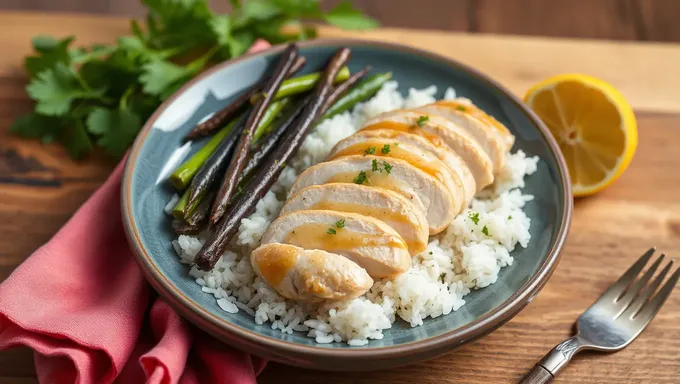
[519,248,680,384]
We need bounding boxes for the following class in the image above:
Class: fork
[519,248,680,383]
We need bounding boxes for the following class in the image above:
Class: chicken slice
[287,155,456,234]
[416,103,506,171]
[251,243,373,303]
[261,210,411,278]
[436,99,515,150]
[329,131,472,209]
[281,184,429,254]
[362,110,494,191]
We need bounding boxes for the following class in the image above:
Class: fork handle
[519,335,584,384]
[519,365,553,384]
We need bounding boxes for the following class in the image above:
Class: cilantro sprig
[13,0,378,159]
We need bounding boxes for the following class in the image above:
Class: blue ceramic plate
[122,39,572,370]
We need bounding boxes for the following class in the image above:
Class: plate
[122,39,572,370]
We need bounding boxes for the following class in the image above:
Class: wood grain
[0,11,679,384]
[473,0,641,40]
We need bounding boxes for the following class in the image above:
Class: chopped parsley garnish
[481,225,490,236]
[416,115,429,127]
[364,146,376,155]
[335,219,346,229]
[383,161,392,174]
[327,228,337,235]
[353,171,367,184]
[456,105,467,112]
[429,251,433,255]
[439,273,446,282]
[372,159,380,172]
[381,144,391,154]
[468,212,480,225]
[508,215,513,220]
[393,142,399,146]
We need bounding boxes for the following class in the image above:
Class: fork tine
[621,259,673,319]
[615,254,665,313]
[594,248,655,305]
[634,265,680,325]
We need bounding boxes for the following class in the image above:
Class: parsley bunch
[12,0,377,159]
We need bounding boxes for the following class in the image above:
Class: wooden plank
[473,0,642,40]
[0,12,679,114]
[636,0,680,42]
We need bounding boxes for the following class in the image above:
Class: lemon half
[524,74,637,196]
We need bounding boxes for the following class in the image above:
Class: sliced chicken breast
[328,130,475,207]
[328,136,464,214]
[261,210,411,278]
[287,155,456,234]
[281,184,429,254]
[362,110,494,191]
[416,103,506,171]
[251,243,373,303]
[436,99,515,150]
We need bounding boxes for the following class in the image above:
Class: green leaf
[139,59,192,97]
[10,112,64,143]
[323,0,378,30]
[210,15,232,46]
[271,0,321,17]
[24,36,75,78]
[86,106,143,158]
[242,0,282,21]
[61,120,94,159]
[26,62,105,116]
[32,35,71,53]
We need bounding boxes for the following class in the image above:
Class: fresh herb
[468,212,480,225]
[481,225,490,236]
[416,115,429,127]
[393,142,399,146]
[371,159,380,172]
[456,105,467,112]
[508,215,513,220]
[353,170,367,184]
[429,251,433,255]
[327,228,337,235]
[364,146,376,155]
[381,144,390,154]
[335,218,346,228]
[383,161,392,174]
[13,0,378,159]
[439,272,446,282]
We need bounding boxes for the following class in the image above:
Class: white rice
[170,82,539,345]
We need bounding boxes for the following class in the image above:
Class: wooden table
[1,11,679,384]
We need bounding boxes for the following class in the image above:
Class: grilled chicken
[328,130,475,207]
[416,103,506,171]
[287,155,457,234]
[281,184,429,254]
[361,110,495,191]
[261,210,411,278]
[251,243,373,302]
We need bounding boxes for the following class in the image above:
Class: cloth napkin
[0,40,273,384]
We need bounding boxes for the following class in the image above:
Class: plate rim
[122,38,573,360]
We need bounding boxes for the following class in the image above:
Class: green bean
[169,119,240,190]
[250,67,350,104]
[252,98,291,144]
[321,72,392,120]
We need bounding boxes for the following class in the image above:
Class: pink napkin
[0,40,273,384]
